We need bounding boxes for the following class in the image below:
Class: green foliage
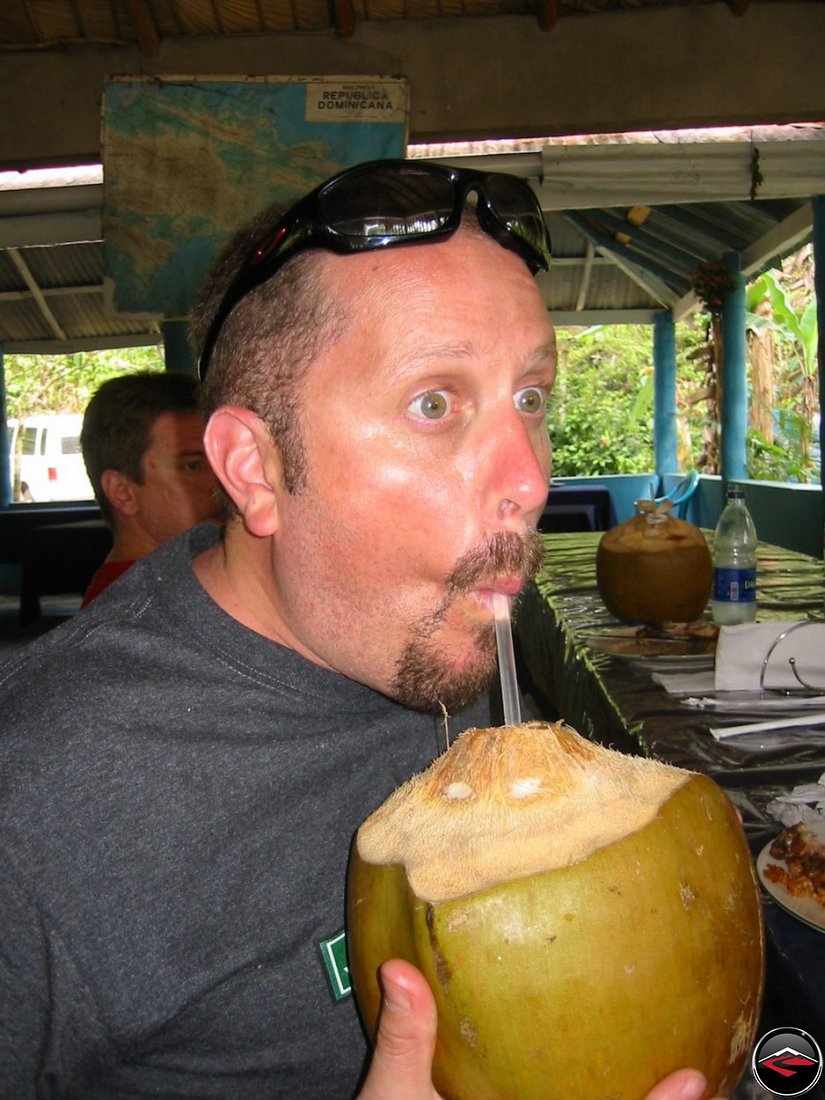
[2,259,818,488]
[747,421,814,483]
[548,325,656,476]
[745,257,819,484]
[548,321,715,477]
[3,345,165,421]
[749,269,817,375]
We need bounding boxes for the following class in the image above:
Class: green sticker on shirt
[319,929,352,1001]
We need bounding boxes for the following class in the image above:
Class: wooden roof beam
[20,0,43,43]
[125,0,161,56]
[536,0,558,32]
[331,0,356,37]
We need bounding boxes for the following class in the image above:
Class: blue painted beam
[653,312,679,474]
[588,209,700,275]
[719,251,748,481]
[561,211,692,295]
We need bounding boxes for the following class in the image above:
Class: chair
[653,470,700,519]
[18,519,112,628]
[539,482,616,533]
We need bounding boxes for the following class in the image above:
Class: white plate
[584,628,717,662]
[627,653,716,673]
[756,821,825,933]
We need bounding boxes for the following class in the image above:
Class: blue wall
[553,474,662,527]
[557,473,824,559]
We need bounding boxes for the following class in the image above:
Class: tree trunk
[748,300,774,442]
[695,318,721,475]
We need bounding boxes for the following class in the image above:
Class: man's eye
[515,386,547,415]
[409,391,451,420]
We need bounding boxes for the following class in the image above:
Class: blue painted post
[812,196,825,499]
[653,311,678,475]
[162,320,197,376]
[719,251,748,481]
[0,343,10,508]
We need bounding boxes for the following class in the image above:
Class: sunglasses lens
[485,173,550,267]
[201,161,551,378]
[318,164,456,241]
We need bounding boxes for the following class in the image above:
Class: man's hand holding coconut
[358,959,726,1100]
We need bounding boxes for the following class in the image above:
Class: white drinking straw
[493,592,522,727]
[709,711,825,740]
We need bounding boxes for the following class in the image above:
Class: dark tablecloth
[515,531,825,1045]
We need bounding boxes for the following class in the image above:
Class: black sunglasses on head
[197,159,552,379]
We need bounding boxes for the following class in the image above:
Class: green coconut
[346,721,764,1100]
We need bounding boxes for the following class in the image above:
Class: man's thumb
[357,959,439,1100]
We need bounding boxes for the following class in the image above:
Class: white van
[6,417,19,499]
[15,413,94,502]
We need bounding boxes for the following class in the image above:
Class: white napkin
[766,771,825,827]
[713,621,825,693]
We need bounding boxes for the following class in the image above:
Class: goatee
[391,529,545,712]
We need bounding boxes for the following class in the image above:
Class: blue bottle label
[713,567,756,603]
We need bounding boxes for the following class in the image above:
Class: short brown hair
[188,205,488,497]
[188,203,348,494]
[81,371,201,526]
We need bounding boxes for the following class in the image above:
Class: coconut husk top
[600,499,708,554]
[356,721,690,903]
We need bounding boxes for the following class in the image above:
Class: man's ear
[100,468,139,517]
[204,406,285,537]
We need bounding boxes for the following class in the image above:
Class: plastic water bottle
[711,487,758,625]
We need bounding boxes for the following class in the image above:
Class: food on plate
[347,720,764,1100]
[639,620,719,642]
[596,500,713,625]
[586,620,718,659]
[764,822,825,908]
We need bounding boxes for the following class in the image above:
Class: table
[515,531,825,1053]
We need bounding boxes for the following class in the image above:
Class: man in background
[79,370,220,605]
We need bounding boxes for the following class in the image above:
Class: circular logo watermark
[752,1027,823,1097]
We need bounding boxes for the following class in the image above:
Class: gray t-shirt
[0,525,491,1098]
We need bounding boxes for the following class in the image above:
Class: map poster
[102,76,409,317]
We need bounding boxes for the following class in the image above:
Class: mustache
[444,529,545,598]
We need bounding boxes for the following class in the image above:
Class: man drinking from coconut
[0,161,726,1100]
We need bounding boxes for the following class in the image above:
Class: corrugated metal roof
[0,239,160,351]
[0,127,820,351]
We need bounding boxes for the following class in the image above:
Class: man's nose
[481,413,550,528]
